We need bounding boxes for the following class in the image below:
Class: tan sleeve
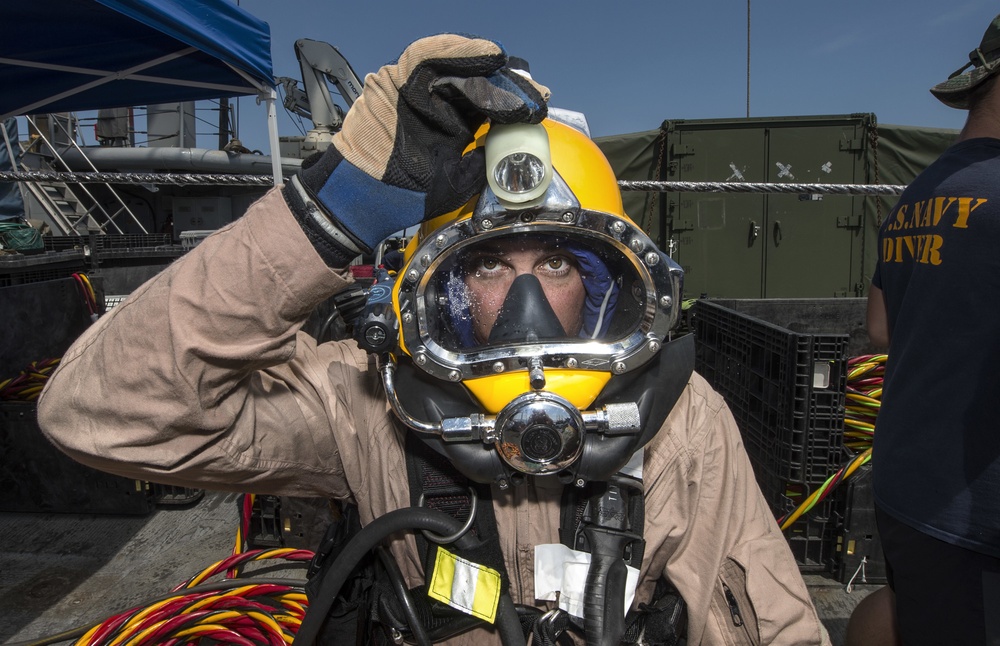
[37,189,371,499]
[640,373,831,645]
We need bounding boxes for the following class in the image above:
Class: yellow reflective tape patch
[427,546,501,624]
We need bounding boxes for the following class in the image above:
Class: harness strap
[404,431,511,595]
[381,434,685,645]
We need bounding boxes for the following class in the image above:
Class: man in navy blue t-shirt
[861,13,1000,646]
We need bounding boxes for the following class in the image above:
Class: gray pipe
[61,147,303,176]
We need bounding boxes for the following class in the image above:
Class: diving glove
[286,34,550,266]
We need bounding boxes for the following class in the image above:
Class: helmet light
[485,123,553,204]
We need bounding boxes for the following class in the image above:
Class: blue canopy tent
[0,0,282,181]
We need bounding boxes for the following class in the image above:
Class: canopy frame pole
[263,89,283,186]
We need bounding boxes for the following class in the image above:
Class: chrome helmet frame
[394,173,683,385]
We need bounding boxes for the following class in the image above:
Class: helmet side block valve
[584,402,641,436]
[441,414,495,443]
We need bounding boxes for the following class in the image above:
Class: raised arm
[38,35,549,497]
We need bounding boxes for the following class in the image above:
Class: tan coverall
[38,189,830,645]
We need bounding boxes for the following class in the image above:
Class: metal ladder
[16,116,145,235]
[18,166,89,235]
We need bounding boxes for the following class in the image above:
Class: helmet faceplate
[394,185,682,407]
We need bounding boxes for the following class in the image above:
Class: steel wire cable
[0,171,277,186]
[1,170,907,195]
[619,180,906,195]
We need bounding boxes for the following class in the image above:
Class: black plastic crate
[90,236,184,295]
[0,250,88,287]
[0,276,97,369]
[248,494,284,548]
[692,298,876,572]
[782,495,841,572]
[43,234,174,253]
[834,464,887,585]
[693,300,856,498]
[151,483,205,506]
[96,257,180,295]
[95,236,183,266]
[42,236,87,252]
[97,247,184,262]
[95,234,173,251]
[245,495,339,550]
[0,403,154,514]
[40,235,184,295]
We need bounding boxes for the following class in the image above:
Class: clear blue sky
[230,0,991,152]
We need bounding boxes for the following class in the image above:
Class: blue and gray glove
[285,35,550,266]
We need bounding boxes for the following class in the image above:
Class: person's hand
[287,34,550,262]
[567,245,619,339]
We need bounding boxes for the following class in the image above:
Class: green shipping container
[596,114,958,299]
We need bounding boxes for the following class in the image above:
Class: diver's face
[463,238,585,344]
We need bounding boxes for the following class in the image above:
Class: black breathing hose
[582,529,629,646]
[580,478,640,646]
[376,545,432,646]
[293,506,526,646]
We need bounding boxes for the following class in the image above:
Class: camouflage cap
[930,14,1000,109]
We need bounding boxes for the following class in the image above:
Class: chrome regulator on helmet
[355,117,691,489]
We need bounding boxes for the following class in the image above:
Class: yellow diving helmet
[358,116,689,489]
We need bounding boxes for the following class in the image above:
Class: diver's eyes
[460,248,576,278]
[465,254,506,276]
[539,255,575,276]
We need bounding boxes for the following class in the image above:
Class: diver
[37,34,830,645]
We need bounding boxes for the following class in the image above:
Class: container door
[668,127,767,298]
[764,124,864,297]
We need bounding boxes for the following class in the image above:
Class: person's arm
[38,34,549,497]
[641,374,831,645]
[867,285,890,350]
[38,191,364,497]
